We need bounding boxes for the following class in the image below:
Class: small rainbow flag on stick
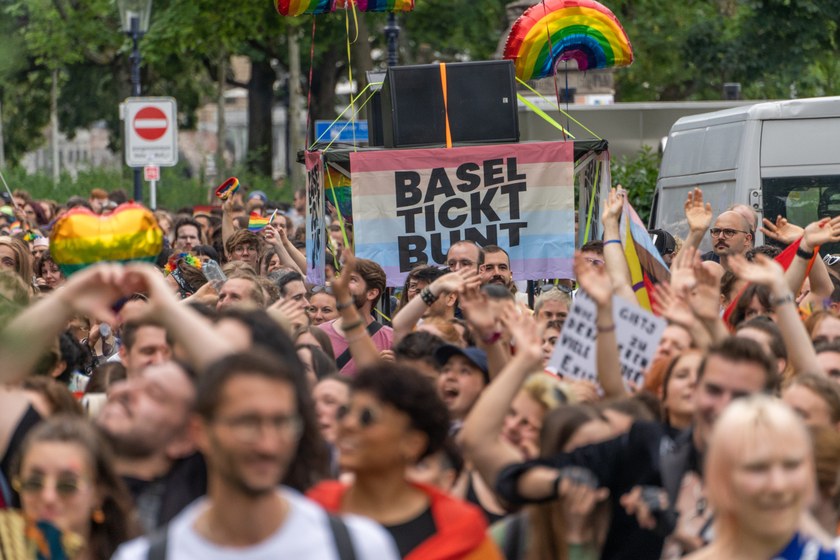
[247,212,271,232]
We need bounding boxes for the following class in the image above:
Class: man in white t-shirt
[112,351,398,560]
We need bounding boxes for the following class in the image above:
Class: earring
[92,509,105,524]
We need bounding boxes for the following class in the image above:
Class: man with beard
[707,210,753,270]
[479,245,514,293]
[318,258,393,375]
[96,360,206,532]
[113,352,397,559]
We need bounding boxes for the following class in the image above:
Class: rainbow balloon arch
[503,0,634,81]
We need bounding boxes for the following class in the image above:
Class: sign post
[124,97,178,205]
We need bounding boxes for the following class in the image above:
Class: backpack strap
[146,526,169,560]
[335,321,384,370]
[327,514,357,560]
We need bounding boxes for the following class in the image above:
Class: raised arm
[575,251,627,399]
[601,187,637,303]
[729,254,820,376]
[391,268,478,343]
[123,264,237,371]
[459,310,544,490]
[458,285,511,378]
[0,264,125,383]
[262,224,303,275]
[331,251,380,370]
[683,188,713,251]
[221,198,236,246]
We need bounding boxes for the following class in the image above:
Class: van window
[762,175,840,254]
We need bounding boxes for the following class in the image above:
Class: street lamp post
[117,0,152,203]
[385,13,399,67]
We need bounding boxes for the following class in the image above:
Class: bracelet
[604,239,621,246]
[336,300,354,311]
[597,323,616,333]
[770,293,795,307]
[482,331,502,345]
[420,286,439,306]
[796,246,815,260]
[342,319,364,332]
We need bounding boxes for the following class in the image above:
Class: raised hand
[689,261,724,323]
[122,263,181,318]
[601,187,624,227]
[670,246,698,294]
[574,250,613,306]
[263,224,281,245]
[728,253,785,289]
[431,267,480,297]
[652,281,694,328]
[803,216,840,250]
[684,188,712,233]
[331,249,356,302]
[500,308,543,369]
[459,285,502,339]
[761,215,804,245]
[57,263,127,325]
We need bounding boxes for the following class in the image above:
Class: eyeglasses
[335,404,380,428]
[539,283,573,295]
[233,244,257,255]
[709,228,749,239]
[13,475,87,497]
[215,414,302,443]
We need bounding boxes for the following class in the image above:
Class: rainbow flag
[50,203,163,275]
[619,197,670,311]
[247,212,270,232]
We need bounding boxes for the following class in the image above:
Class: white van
[650,97,840,252]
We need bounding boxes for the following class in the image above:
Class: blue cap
[434,345,489,383]
[248,190,268,203]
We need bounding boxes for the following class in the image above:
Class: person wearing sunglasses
[10,415,139,559]
[308,362,503,560]
[708,211,753,270]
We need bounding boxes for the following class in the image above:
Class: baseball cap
[434,345,489,383]
[248,190,268,204]
[649,228,676,257]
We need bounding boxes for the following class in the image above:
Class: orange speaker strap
[439,63,453,149]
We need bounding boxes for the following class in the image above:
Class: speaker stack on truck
[366,60,520,149]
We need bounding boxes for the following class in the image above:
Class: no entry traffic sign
[124,97,178,167]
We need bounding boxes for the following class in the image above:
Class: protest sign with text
[548,292,666,389]
[305,151,325,285]
[350,142,575,287]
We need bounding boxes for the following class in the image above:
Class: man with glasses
[113,352,397,559]
[172,218,203,253]
[224,229,261,270]
[708,211,753,270]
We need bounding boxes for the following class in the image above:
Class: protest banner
[350,142,575,287]
[305,151,326,285]
[548,292,666,389]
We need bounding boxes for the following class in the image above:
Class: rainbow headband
[164,252,203,275]
[215,177,240,201]
[504,0,634,81]
[50,203,163,275]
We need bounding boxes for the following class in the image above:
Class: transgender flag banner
[350,141,574,287]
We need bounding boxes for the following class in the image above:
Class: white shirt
[111,487,399,560]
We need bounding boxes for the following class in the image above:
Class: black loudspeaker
[366,71,386,147]
[380,60,519,148]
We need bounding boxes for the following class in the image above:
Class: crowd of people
[0,181,839,559]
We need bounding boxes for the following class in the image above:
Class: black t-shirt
[123,453,207,533]
[384,507,436,558]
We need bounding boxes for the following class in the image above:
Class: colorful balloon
[504,0,634,81]
[275,0,334,16]
[334,0,414,11]
[50,203,163,275]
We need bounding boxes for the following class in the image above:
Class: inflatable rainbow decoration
[275,0,334,16]
[504,0,633,81]
[50,203,163,275]
[276,0,413,15]
[334,0,414,11]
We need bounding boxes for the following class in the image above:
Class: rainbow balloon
[50,203,163,275]
[334,0,414,11]
[504,0,633,81]
[275,0,334,16]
